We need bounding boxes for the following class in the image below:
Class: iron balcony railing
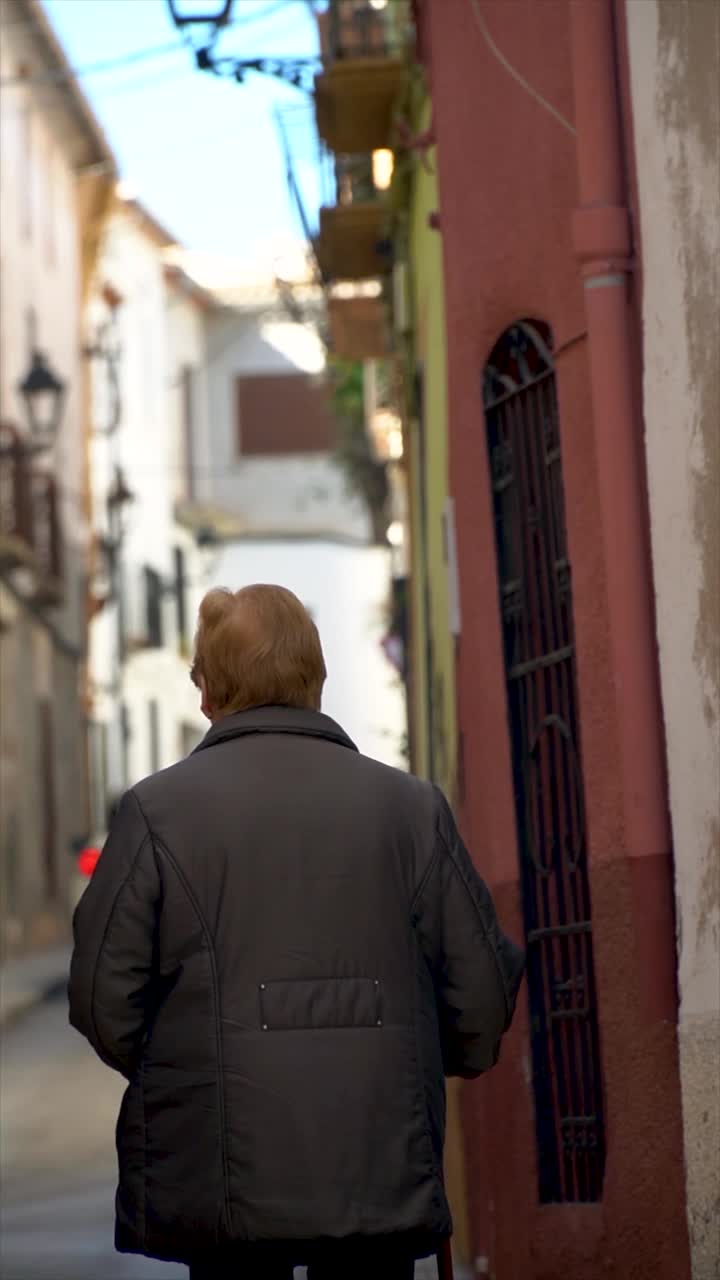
[31,471,63,596]
[276,103,390,285]
[0,422,64,602]
[323,0,404,62]
[0,423,34,566]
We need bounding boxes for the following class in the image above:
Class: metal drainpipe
[569,0,675,1019]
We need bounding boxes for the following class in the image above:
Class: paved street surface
[0,944,72,1027]
[0,990,184,1280]
[1,993,438,1280]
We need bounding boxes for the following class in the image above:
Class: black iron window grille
[483,320,606,1203]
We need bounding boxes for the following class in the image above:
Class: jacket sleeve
[413,788,525,1078]
[68,788,160,1079]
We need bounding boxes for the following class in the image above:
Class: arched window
[484,321,606,1203]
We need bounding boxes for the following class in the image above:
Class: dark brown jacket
[69,707,524,1265]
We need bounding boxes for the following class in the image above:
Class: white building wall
[183,283,404,764]
[626,4,720,1275]
[202,307,369,540]
[204,539,406,769]
[87,204,207,810]
[165,283,211,509]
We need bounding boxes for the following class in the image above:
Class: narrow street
[1,1,715,1277]
[0,995,440,1280]
[0,993,184,1280]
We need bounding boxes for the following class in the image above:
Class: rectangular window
[44,146,56,267]
[26,307,37,362]
[174,546,187,651]
[181,365,195,499]
[116,556,127,665]
[235,373,336,457]
[88,720,109,834]
[20,107,33,240]
[148,699,160,774]
[38,698,57,899]
[144,566,164,647]
[120,702,131,788]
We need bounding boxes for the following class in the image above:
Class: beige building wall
[626,3,720,1275]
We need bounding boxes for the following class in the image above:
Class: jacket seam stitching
[410,932,444,1188]
[142,825,232,1238]
[140,1061,147,1247]
[410,842,442,918]
[88,817,153,1066]
[435,819,513,1024]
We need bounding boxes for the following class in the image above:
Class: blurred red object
[77,846,101,878]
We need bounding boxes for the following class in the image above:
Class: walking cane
[436,1238,454,1279]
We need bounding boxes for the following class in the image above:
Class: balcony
[315,0,405,154]
[317,202,390,281]
[30,473,63,606]
[315,153,393,282]
[328,294,389,359]
[0,425,34,573]
[0,423,64,607]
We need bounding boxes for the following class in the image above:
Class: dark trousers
[188,1241,416,1278]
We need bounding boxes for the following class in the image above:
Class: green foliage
[330,358,365,420]
[327,357,390,546]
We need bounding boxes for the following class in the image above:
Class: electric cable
[467,0,576,137]
[0,2,305,89]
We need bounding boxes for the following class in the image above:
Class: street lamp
[84,315,122,436]
[166,0,233,29]
[18,350,66,452]
[92,465,134,606]
[93,466,134,664]
[105,464,134,550]
[167,0,318,89]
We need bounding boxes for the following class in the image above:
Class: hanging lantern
[18,350,66,451]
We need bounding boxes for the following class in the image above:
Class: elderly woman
[69,584,523,1280]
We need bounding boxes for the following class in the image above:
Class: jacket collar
[192,705,358,756]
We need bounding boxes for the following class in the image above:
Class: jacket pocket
[258,976,382,1031]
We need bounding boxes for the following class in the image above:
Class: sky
[41,0,324,260]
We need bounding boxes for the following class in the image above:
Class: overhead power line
[0,38,186,88]
[0,2,303,89]
[91,65,196,100]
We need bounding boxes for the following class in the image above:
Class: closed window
[235,373,336,457]
[181,365,195,499]
[174,546,188,651]
[44,147,56,267]
[144,566,164,647]
[88,720,109,833]
[148,699,160,774]
[38,697,57,899]
[20,107,32,240]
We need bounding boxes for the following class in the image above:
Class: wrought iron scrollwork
[483,320,555,407]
